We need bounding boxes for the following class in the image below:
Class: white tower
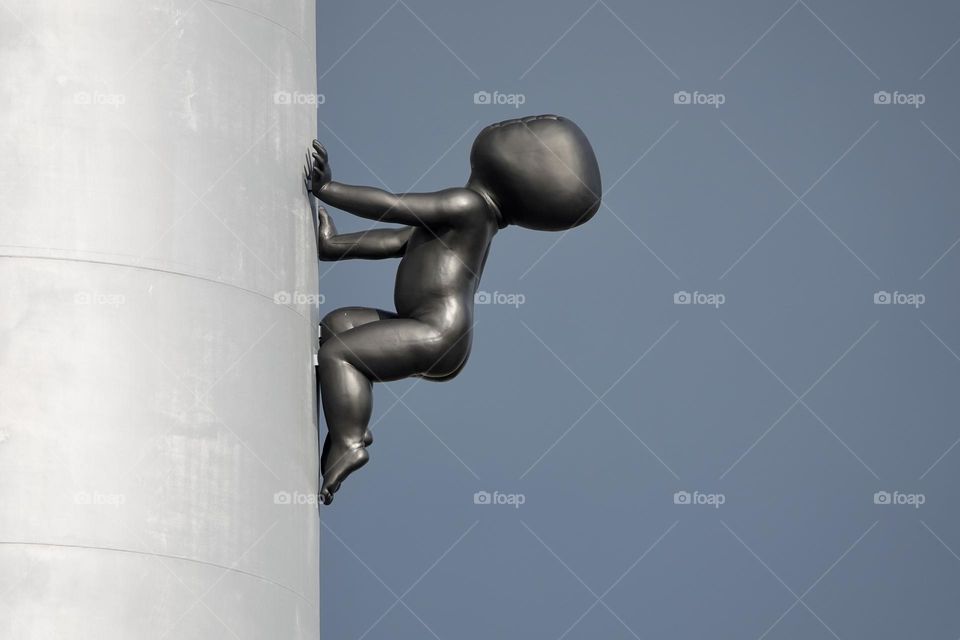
[0,2,321,637]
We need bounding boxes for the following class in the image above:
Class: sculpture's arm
[318,213,412,261]
[317,182,481,231]
[306,152,412,260]
[306,139,483,231]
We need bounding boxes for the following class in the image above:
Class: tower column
[0,2,321,637]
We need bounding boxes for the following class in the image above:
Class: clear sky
[317,2,960,637]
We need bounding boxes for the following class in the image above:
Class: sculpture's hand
[304,149,337,258]
[305,139,332,196]
[315,204,336,244]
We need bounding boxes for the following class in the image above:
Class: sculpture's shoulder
[437,187,495,229]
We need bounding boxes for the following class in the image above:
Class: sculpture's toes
[319,485,337,506]
[319,445,368,506]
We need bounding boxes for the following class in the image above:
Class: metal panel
[0,1,320,637]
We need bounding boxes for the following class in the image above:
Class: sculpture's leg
[318,307,397,473]
[319,306,397,345]
[317,348,373,503]
[316,318,462,504]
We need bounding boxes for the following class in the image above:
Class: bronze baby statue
[305,115,601,504]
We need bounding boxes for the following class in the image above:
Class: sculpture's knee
[320,306,387,345]
[316,340,345,370]
[320,309,352,344]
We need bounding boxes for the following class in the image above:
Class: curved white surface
[0,1,320,637]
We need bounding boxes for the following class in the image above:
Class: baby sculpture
[305,115,601,504]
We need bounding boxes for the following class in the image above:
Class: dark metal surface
[306,115,601,504]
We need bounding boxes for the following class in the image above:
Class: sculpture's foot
[321,431,372,476]
[319,443,369,505]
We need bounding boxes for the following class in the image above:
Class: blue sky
[316,2,960,637]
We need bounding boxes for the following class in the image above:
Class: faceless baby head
[469,115,601,231]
